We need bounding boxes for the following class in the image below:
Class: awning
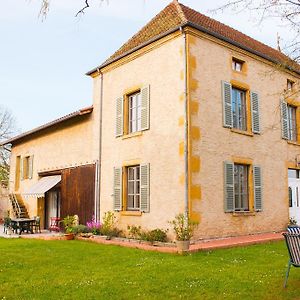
[23,175,61,197]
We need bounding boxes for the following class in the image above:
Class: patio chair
[3,217,11,234]
[283,232,300,287]
[32,216,41,233]
[49,217,60,232]
[287,226,300,234]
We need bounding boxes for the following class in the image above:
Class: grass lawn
[0,238,299,300]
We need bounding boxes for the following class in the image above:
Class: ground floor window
[234,164,249,211]
[127,165,140,211]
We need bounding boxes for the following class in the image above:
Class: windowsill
[230,128,254,137]
[232,70,247,76]
[232,211,256,216]
[122,131,143,140]
[287,140,300,146]
[120,211,142,216]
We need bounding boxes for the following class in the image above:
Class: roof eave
[86,22,300,77]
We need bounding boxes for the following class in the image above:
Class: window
[232,58,244,72]
[128,92,142,133]
[113,164,150,213]
[23,156,30,179]
[15,156,21,191]
[289,187,293,208]
[287,79,294,91]
[232,88,247,131]
[115,85,150,137]
[224,161,262,212]
[127,165,140,211]
[234,164,249,211]
[287,105,297,141]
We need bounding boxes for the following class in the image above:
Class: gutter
[180,26,189,219]
[86,22,300,77]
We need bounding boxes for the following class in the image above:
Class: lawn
[0,238,299,300]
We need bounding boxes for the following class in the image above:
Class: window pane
[234,164,249,211]
[232,88,246,131]
[136,181,140,194]
[135,195,140,209]
[289,187,293,208]
[128,168,134,180]
[128,182,134,194]
[127,195,134,209]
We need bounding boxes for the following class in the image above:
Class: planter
[64,233,74,240]
[176,240,190,253]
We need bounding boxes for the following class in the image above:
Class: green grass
[0,238,299,300]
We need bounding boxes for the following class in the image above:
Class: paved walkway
[0,225,61,239]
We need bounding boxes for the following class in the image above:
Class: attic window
[287,79,295,91]
[232,58,244,72]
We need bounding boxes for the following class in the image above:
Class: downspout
[180,26,189,219]
[96,68,104,222]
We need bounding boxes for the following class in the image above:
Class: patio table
[10,218,35,235]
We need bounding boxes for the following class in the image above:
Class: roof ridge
[173,0,187,23]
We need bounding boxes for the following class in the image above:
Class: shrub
[146,229,168,243]
[63,215,76,234]
[127,225,142,239]
[100,211,120,237]
[72,225,91,235]
[169,213,198,241]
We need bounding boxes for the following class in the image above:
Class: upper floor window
[222,81,260,134]
[21,155,34,180]
[128,92,142,133]
[232,88,247,131]
[287,79,295,91]
[115,85,150,137]
[287,105,297,141]
[232,58,244,72]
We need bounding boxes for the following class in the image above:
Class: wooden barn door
[60,164,96,225]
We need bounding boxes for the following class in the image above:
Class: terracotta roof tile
[88,0,300,74]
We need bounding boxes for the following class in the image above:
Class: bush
[86,217,102,235]
[169,213,198,241]
[127,225,168,243]
[72,225,91,235]
[127,225,142,239]
[100,211,121,237]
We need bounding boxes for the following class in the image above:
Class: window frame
[232,87,247,131]
[232,57,245,73]
[287,79,295,91]
[128,92,142,134]
[126,165,141,211]
[287,104,298,142]
[23,156,30,180]
[234,164,249,211]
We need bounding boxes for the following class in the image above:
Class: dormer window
[232,58,244,72]
[287,79,294,91]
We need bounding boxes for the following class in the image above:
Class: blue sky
[0,0,290,133]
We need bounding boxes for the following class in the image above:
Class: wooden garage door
[61,164,96,225]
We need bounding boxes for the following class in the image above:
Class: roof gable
[87,0,300,75]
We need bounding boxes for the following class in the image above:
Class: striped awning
[23,175,61,197]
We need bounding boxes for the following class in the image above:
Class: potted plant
[63,215,76,240]
[169,213,198,253]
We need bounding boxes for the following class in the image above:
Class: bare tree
[39,0,105,18]
[0,106,16,185]
[212,0,300,62]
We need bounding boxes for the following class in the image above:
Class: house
[2,0,300,239]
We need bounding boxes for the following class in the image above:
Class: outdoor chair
[49,217,60,232]
[32,216,41,233]
[287,226,300,234]
[283,232,300,287]
[3,217,11,234]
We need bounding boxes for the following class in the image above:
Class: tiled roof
[87,0,300,75]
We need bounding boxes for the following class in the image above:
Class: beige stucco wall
[9,115,95,217]
[188,31,300,239]
[97,34,186,234]
[0,184,9,221]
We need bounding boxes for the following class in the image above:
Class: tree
[213,0,300,63]
[40,0,101,18]
[0,106,16,186]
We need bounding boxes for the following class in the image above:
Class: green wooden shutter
[140,163,150,212]
[115,96,123,137]
[222,81,233,128]
[253,165,262,211]
[224,161,234,212]
[28,155,34,179]
[140,85,150,131]
[250,91,260,134]
[20,157,24,181]
[113,167,122,211]
[281,100,289,140]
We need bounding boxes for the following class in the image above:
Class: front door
[289,177,300,225]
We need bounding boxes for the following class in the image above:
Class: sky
[0,0,291,133]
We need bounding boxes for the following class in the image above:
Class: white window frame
[232,88,247,131]
[287,104,297,141]
[128,92,141,133]
[127,165,140,211]
[234,164,249,211]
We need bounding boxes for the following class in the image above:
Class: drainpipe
[180,26,189,219]
[96,68,104,222]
